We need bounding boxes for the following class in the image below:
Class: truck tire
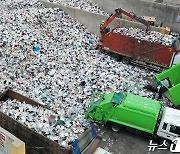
[111,123,123,133]
[121,57,130,64]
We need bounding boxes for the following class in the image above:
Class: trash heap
[1,99,86,148]
[0,0,157,148]
[0,0,42,10]
[113,27,175,46]
[48,0,108,15]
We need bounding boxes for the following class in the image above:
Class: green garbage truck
[155,63,180,107]
[86,92,180,142]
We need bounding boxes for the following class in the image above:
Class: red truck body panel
[101,31,175,68]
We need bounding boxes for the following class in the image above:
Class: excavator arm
[101,8,150,32]
[101,9,121,30]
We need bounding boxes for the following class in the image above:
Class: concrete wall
[92,0,180,32]
[39,0,165,35]
[163,0,180,6]
[120,0,180,6]
[0,127,25,154]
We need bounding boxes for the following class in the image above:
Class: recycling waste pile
[48,0,108,15]
[0,0,42,9]
[1,99,83,148]
[0,0,171,148]
[113,27,175,46]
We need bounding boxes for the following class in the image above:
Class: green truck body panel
[155,63,180,107]
[86,92,162,134]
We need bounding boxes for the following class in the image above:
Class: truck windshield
[111,92,124,105]
[172,52,180,66]
[170,125,180,136]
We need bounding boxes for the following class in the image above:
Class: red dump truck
[98,8,180,71]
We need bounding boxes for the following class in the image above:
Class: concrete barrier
[163,0,180,6]
[92,0,180,33]
[39,0,165,35]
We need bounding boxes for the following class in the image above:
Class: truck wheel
[111,124,123,133]
[121,57,130,64]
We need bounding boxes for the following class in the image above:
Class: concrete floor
[97,125,172,154]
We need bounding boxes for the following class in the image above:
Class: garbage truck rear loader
[86,92,180,142]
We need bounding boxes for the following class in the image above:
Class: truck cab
[171,36,180,66]
[157,107,180,141]
[172,52,180,66]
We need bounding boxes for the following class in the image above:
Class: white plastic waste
[0,0,162,148]
[48,0,108,15]
[113,27,175,46]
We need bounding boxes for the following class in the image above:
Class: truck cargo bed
[102,32,176,70]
